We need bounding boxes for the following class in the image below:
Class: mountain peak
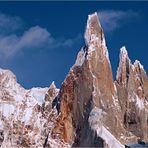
[120,46,128,58]
[0,12,147,148]
[75,12,108,67]
[49,81,57,89]
[116,46,131,86]
[134,60,144,70]
[0,68,17,87]
[84,12,106,47]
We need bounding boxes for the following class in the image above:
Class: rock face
[116,47,148,143]
[0,12,147,148]
[51,12,148,147]
[0,69,62,147]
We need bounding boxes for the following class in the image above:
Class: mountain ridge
[0,12,147,148]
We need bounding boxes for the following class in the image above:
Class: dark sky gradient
[0,1,147,88]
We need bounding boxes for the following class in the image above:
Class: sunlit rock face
[0,12,147,148]
[51,12,148,148]
[116,47,148,143]
[0,69,61,147]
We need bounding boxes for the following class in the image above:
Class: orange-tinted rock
[0,12,147,148]
[51,13,144,147]
[116,48,148,143]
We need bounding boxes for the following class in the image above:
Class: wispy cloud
[0,12,81,59]
[0,26,49,58]
[98,10,140,32]
[0,12,23,35]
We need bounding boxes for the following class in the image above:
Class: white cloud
[0,12,23,35]
[0,12,81,59]
[0,26,81,58]
[98,10,140,32]
[0,26,49,57]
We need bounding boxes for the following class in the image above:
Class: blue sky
[0,2,147,88]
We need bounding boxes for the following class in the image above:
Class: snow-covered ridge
[26,87,49,106]
[0,67,51,121]
[0,68,17,87]
[0,67,60,147]
[134,60,144,70]
[120,46,128,60]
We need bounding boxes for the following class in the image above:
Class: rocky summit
[0,12,147,148]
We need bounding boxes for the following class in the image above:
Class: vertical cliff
[116,47,148,143]
[0,12,147,148]
[51,12,147,147]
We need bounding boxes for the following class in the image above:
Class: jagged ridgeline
[0,12,147,148]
